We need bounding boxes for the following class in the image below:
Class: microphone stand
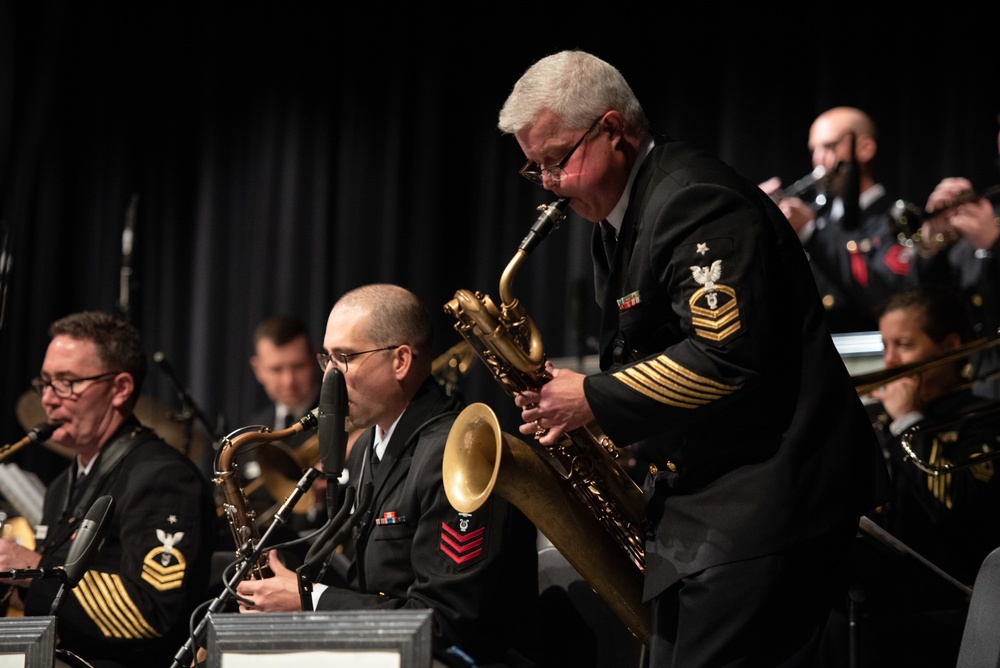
[296,480,374,611]
[153,351,224,457]
[169,467,320,668]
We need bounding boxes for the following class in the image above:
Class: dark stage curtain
[2,3,998,479]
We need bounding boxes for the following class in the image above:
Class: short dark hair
[49,311,147,392]
[254,315,311,347]
[878,286,975,344]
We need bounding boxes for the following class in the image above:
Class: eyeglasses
[31,371,119,398]
[316,345,402,373]
[519,117,602,185]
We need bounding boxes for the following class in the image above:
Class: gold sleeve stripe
[73,571,160,639]
[612,355,741,408]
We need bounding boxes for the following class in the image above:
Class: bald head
[808,106,878,190]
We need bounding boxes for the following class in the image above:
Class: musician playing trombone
[870,286,1000,586]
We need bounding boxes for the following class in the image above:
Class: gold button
[648,463,658,475]
[846,240,858,253]
[666,461,677,472]
[822,294,835,309]
[859,239,872,253]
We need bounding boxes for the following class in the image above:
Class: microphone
[63,495,115,585]
[49,495,115,616]
[317,367,349,483]
[118,193,138,317]
[839,134,861,231]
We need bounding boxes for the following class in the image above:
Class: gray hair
[498,50,649,137]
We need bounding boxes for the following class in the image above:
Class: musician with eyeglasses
[0,310,217,668]
[235,285,540,668]
[500,51,889,667]
[759,106,917,333]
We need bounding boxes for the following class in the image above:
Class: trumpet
[891,184,1000,253]
[768,165,828,210]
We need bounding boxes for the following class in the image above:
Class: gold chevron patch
[73,571,160,639]
[612,355,741,408]
[689,285,741,343]
[142,547,187,591]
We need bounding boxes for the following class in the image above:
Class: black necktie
[601,220,617,263]
[283,413,295,430]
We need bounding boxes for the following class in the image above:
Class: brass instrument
[442,198,650,644]
[899,404,1000,476]
[890,185,1000,253]
[213,410,318,579]
[853,337,1000,396]
[768,165,827,205]
[853,336,1000,475]
[0,423,60,463]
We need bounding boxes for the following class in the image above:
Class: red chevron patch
[440,519,486,567]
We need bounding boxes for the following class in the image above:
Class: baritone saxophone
[442,198,650,645]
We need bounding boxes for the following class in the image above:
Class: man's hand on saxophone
[515,362,594,446]
[235,550,301,613]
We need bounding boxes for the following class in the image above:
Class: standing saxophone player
[0,311,216,668]
[500,51,889,667]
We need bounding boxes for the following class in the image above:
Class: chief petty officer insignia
[687,242,742,344]
[439,512,486,569]
[140,527,187,592]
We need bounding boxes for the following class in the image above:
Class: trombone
[853,336,1000,476]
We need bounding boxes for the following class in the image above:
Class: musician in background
[236,285,540,667]
[915,122,1000,399]
[0,311,216,667]
[870,285,1000,585]
[500,51,888,667]
[760,106,916,333]
[239,315,325,546]
[247,314,321,437]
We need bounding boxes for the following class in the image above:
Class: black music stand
[838,517,972,668]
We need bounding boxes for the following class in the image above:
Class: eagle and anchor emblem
[689,248,741,343]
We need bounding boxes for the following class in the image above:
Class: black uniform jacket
[583,140,890,601]
[881,391,1000,585]
[317,378,539,664]
[25,416,217,667]
[804,190,917,333]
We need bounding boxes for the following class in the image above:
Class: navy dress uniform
[24,417,217,668]
[583,138,889,665]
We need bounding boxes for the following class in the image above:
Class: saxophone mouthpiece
[519,198,570,254]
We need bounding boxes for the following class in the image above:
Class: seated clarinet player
[235,284,540,667]
[0,311,217,668]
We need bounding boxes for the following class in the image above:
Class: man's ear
[392,345,413,381]
[855,134,877,163]
[602,110,624,145]
[110,372,136,408]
